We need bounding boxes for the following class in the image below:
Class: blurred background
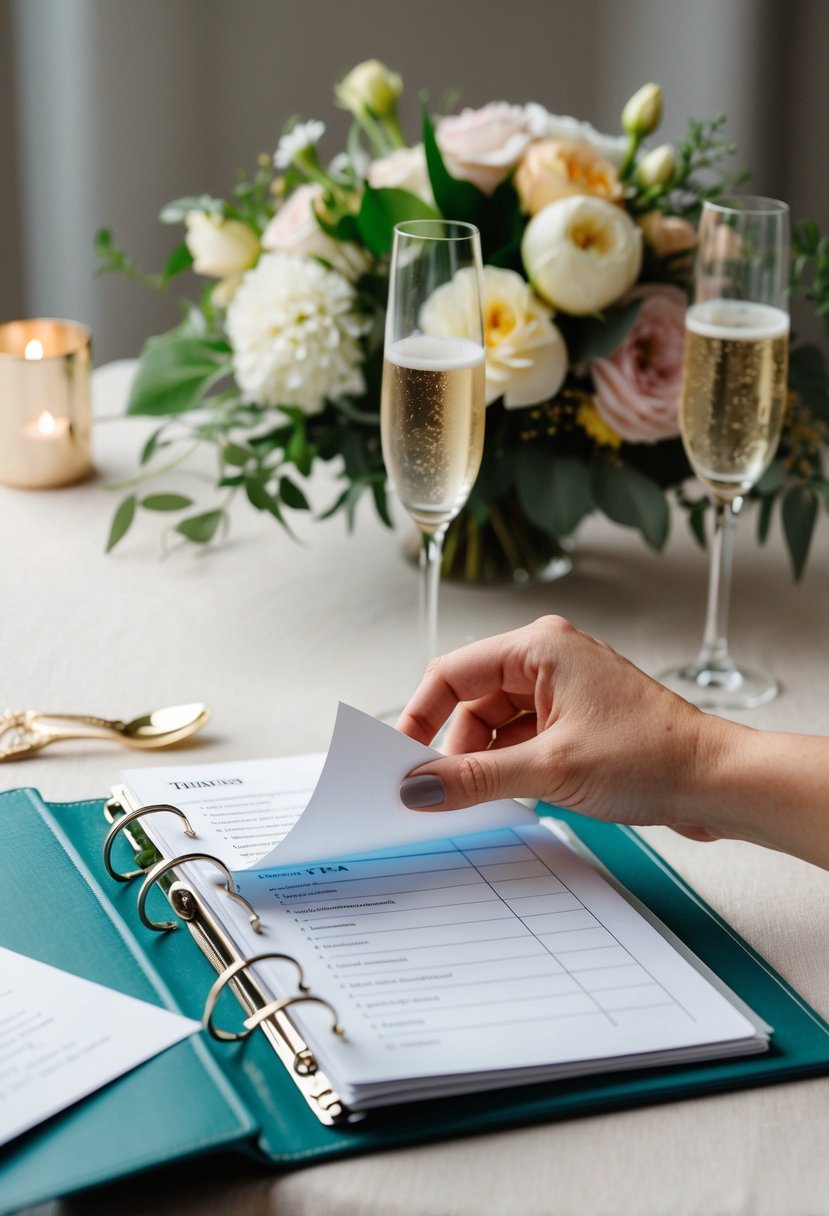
[1,0,827,363]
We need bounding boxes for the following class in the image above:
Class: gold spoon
[0,703,211,761]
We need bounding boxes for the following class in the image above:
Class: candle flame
[24,339,44,361]
[36,410,57,436]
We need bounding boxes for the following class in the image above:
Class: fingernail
[399,774,446,809]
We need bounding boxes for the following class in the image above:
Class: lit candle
[0,319,93,489]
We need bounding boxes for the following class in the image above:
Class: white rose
[420,265,568,408]
[436,102,548,195]
[184,212,259,278]
[368,146,435,207]
[261,184,365,278]
[522,196,643,316]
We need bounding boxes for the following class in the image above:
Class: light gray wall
[2,0,828,360]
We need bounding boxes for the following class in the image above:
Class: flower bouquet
[98,61,829,580]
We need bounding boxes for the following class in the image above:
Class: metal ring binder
[137,852,261,933]
[103,804,196,882]
[244,995,345,1051]
[203,953,310,1042]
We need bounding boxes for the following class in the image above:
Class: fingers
[396,620,553,745]
[442,691,536,754]
[399,736,545,811]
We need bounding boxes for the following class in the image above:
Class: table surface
[5,361,829,1216]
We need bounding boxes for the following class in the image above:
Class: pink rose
[436,102,548,195]
[368,145,434,206]
[261,184,365,277]
[591,284,687,444]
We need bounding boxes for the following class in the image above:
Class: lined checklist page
[229,823,762,1105]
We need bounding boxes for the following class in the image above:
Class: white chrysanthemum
[420,266,568,409]
[274,120,325,170]
[226,254,368,414]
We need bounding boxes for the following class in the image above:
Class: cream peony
[367,145,434,206]
[522,195,642,315]
[184,212,259,279]
[436,102,548,195]
[261,183,365,277]
[226,254,368,414]
[420,265,567,408]
[514,138,622,215]
[591,284,686,443]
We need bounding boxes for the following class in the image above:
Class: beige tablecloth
[6,362,829,1216]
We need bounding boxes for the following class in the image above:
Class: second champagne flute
[381,220,486,664]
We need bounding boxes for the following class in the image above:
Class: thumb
[399,740,541,811]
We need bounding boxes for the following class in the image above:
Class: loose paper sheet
[0,948,200,1147]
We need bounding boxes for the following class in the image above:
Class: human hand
[396,615,723,839]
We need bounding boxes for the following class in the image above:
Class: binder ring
[103,804,196,882]
[138,853,261,934]
[244,995,345,1055]
[203,953,310,1042]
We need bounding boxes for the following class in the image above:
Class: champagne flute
[381,220,486,664]
[660,196,790,709]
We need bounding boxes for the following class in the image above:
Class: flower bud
[635,143,676,189]
[621,83,663,138]
[184,212,259,279]
[335,59,403,119]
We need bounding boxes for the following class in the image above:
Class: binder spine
[103,790,351,1126]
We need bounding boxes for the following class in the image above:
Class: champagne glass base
[658,662,778,711]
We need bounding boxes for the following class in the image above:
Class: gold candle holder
[0,318,94,489]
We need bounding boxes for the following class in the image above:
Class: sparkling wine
[681,299,789,497]
[381,334,485,533]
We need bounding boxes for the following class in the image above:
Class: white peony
[522,195,642,316]
[533,108,629,166]
[420,265,568,408]
[226,254,368,414]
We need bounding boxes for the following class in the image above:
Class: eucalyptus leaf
[142,493,193,512]
[128,333,232,417]
[565,300,643,366]
[160,195,225,224]
[515,449,593,537]
[591,462,669,550]
[106,495,137,553]
[688,498,709,550]
[174,509,224,544]
[139,426,168,467]
[223,442,252,467]
[782,483,819,580]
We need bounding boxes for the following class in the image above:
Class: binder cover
[2,787,829,1215]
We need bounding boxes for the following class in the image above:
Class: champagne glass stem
[696,495,743,671]
[420,528,446,665]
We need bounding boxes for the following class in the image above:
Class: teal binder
[3,786,829,1215]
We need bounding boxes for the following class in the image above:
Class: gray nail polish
[399,775,446,809]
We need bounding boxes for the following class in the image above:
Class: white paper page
[224,823,760,1096]
[0,948,200,1147]
[258,703,537,866]
[121,753,326,870]
[122,704,536,871]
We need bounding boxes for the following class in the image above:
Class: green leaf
[754,458,787,495]
[757,495,775,544]
[356,186,441,256]
[688,498,709,550]
[127,332,232,417]
[142,493,193,512]
[279,475,310,510]
[515,450,593,537]
[370,477,393,529]
[591,462,670,550]
[422,110,485,223]
[106,495,137,553]
[161,242,194,282]
[160,195,225,224]
[223,442,252,467]
[139,426,167,467]
[565,300,643,365]
[781,483,819,580]
[174,509,223,544]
